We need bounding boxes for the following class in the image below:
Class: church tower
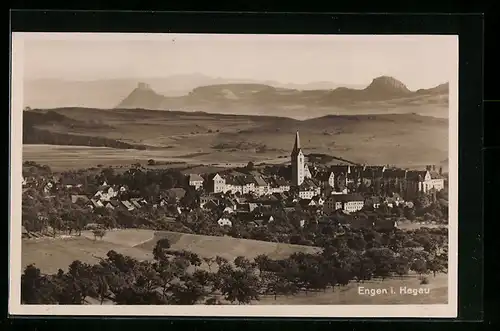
[291,131,305,186]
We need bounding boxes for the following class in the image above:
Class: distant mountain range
[116,76,449,119]
[23,74,449,120]
[23,74,365,110]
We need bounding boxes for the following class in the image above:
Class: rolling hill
[22,107,448,168]
[115,76,449,119]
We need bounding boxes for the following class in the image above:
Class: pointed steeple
[291,131,301,156]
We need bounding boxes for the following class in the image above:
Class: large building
[323,194,365,213]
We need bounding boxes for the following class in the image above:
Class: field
[22,229,319,274]
[22,108,449,171]
[21,229,447,304]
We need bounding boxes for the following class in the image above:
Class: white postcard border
[9,33,459,318]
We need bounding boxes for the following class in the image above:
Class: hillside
[22,107,449,168]
[114,76,449,119]
[23,110,149,150]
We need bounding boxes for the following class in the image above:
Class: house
[314,171,335,188]
[109,199,123,210]
[94,185,118,201]
[210,173,227,194]
[268,177,291,194]
[323,194,365,213]
[130,199,142,209]
[166,188,186,201]
[297,179,321,199]
[406,167,445,196]
[217,217,232,227]
[188,174,204,190]
[237,202,258,213]
[299,199,315,208]
[90,199,104,209]
[103,201,115,210]
[223,206,235,214]
[121,200,136,211]
[202,199,219,211]
[253,175,270,196]
[71,194,90,204]
[43,182,54,194]
[385,193,405,207]
[60,177,82,189]
[311,195,325,206]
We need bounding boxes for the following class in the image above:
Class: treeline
[22,234,448,305]
[23,110,148,150]
[23,126,147,150]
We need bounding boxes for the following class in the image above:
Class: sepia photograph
[9,33,458,317]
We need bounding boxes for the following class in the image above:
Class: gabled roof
[383,169,407,178]
[327,194,364,202]
[109,199,122,208]
[121,200,135,210]
[71,195,89,204]
[189,174,204,182]
[330,165,350,174]
[166,188,186,199]
[253,175,268,186]
[203,200,219,210]
[429,171,443,179]
[406,170,427,181]
[130,200,142,208]
[314,171,333,182]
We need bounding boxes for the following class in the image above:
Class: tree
[169,278,207,304]
[92,229,106,241]
[147,159,156,166]
[218,266,261,305]
[410,259,428,276]
[152,238,171,261]
[427,258,445,277]
[246,161,255,171]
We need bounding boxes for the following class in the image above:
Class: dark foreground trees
[21,228,448,305]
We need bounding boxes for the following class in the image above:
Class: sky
[18,33,458,90]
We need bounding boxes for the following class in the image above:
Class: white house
[212,174,227,193]
[94,186,118,201]
[188,174,204,190]
[324,194,365,213]
[217,217,232,227]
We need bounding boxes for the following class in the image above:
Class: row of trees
[22,234,448,305]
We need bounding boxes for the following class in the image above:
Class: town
[22,131,448,240]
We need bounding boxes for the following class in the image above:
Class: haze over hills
[115,76,449,119]
[23,74,365,110]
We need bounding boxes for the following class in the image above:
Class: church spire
[292,131,301,156]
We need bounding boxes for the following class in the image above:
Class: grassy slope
[22,229,319,274]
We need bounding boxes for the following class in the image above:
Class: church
[291,131,311,186]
